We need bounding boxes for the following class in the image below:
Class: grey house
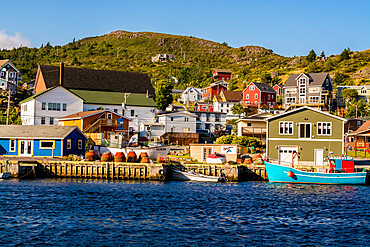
[283,72,333,111]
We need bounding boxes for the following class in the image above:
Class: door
[19,140,33,157]
[314,149,324,166]
[278,146,298,165]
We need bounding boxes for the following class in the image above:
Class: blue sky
[0,0,369,57]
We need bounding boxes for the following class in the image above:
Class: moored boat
[264,161,367,185]
[0,172,10,179]
[172,169,227,182]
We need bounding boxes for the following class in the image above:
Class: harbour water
[0,179,369,246]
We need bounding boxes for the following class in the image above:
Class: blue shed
[0,125,87,157]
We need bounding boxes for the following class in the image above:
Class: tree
[320,51,325,58]
[333,72,348,85]
[155,79,173,111]
[231,103,245,118]
[215,135,261,147]
[260,72,272,84]
[306,49,317,62]
[340,48,350,61]
[342,89,358,103]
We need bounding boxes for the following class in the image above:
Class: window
[215,114,220,122]
[171,117,174,121]
[9,139,16,152]
[317,122,332,135]
[246,94,249,100]
[255,101,257,105]
[247,123,252,127]
[62,103,67,111]
[357,121,362,127]
[9,72,14,78]
[49,117,54,125]
[326,79,329,86]
[299,78,306,86]
[107,113,112,119]
[131,110,135,117]
[226,103,229,107]
[250,85,255,91]
[309,87,320,93]
[268,95,270,100]
[184,117,189,122]
[299,87,306,95]
[203,147,212,161]
[41,117,45,125]
[206,114,210,122]
[113,109,118,113]
[48,103,61,111]
[40,141,54,149]
[286,88,296,94]
[78,140,83,149]
[67,139,71,149]
[23,104,28,112]
[42,102,46,110]
[221,103,223,107]
[48,103,52,110]
[279,121,293,135]
[361,88,366,94]
[299,123,311,139]
[182,128,190,133]
[309,96,320,103]
[255,93,258,99]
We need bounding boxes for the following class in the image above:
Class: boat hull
[99,146,170,160]
[0,172,10,179]
[172,169,220,182]
[265,162,367,185]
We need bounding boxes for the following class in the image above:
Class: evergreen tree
[231,103,245,118]
[340,48,350,61]
[320,51,325,58]
[155,79,173,111]
[306,49,317,62]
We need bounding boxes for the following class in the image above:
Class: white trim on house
[268,138,343,142]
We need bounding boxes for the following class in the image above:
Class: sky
[0,0,369,57]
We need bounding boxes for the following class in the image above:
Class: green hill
[1,30,369,90]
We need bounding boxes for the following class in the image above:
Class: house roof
[183,87,202,94]
[213,95,222,102]
[19,85,83,104]
[140,122,165,126]
[265,106,347,122]
[347,121,370,136]
[58,109,130,121]
[0,125,87,139]
[284,72,330,87]
[158,111,197,117]
[38,65,155,96]
[189,110,226,115]
[68,90,157,107]
[252,82,276,93]
[0,59,9,67]
[222,90,243,102]
[214,69,232,74]
[236,112,273,123]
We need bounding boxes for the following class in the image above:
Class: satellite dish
[169,77,178,84]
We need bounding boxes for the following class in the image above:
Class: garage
[278,146,298,165]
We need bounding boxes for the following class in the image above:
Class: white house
[181,87,202,103]
[0,59,22,94]
[213,90,243,119]
[190,110,227,132]
[20,86,83,125]
[139,122,165,139]
[158,111,197,133]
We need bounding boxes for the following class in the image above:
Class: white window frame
[246,94,249,100]
[39,140,55,149]
[9,139,16,152]
[254,93,258,99]
[107,113,112,119]
[78,140,83,149]
[279,121,294,135]
[41,117,45,125]
[317,122,332,136]
[67,139,72,149]
[49,117,54,125]
[250,85,255,91]
[42,102,46,110]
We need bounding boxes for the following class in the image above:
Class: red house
[273,84,283,96]
[242,82,277,107]
[202,81,228,101]
[213,69,232,81]
[194,102,214,112]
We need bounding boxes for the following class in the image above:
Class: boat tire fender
[159,169,165,175]
[159,175,165,181]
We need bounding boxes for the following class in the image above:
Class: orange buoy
[114,152,126,162]
[252,154,262,161]
[126,151,137,162]
[244,158,252,164]
[101,152,112,162]
[85,150,95,161]
[287,171,294,177]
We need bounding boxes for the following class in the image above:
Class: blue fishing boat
[264,161,367,185]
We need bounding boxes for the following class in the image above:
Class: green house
[266,106,346,166]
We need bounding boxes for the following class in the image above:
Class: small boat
[0,172,10,179]
[265,160,367,185]
[172,169,227,182]
[206,152,226,164]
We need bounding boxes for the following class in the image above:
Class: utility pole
[6,89,10,125]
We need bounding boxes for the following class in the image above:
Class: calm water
[0,179,369,246]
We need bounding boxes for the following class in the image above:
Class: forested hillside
[1,30,369,90]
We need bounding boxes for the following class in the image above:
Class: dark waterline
[0,179,369,246]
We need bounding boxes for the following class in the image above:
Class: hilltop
[1,30,369,90]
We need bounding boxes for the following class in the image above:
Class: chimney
[146,90,149,98]
[59,62,64,86]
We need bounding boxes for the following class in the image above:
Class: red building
[273,84,283,96]
[194,102,214,111]
[213,69,232,81]
[202,81,228,101]
[242,82,277,107]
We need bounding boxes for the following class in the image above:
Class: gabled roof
[19,85,83,104]
[244,82,276,93]
[214,69,232,74]
[222,90,243,102]
[284,72,330,87]
[183,87,202,94]
[265,106,347,122]
[58,109,130,121]
[0,125,87,139]
[0,59,19,72]
[38,65,155,96]
[347,121,370,136]
[213,95,222,102]
[158,111,197,118]
[236,112,273,123]
[68,90,157,107]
